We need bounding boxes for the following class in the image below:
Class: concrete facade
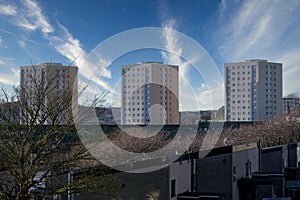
[196,143,259,200]
[72,158,193,200]
[121,62,179,125]
[170,160,192,200]
[225,59,282,121]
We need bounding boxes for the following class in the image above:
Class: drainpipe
[68,171,73,200]
[190,155,197,193]
[258,139,261,172]
[191,158,194,192]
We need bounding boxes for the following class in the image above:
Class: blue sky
[0,0,300,111]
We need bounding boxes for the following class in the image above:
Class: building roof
[177,191,224,200]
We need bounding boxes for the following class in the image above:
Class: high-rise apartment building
[224,59,282,121]
[121,62,179,125]
[20,63,78,124]
[283,97,300,114]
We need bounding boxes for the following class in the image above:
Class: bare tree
[0,65,122,199]
[213,109,300,148]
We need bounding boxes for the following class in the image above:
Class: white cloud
[216,0,300,61]
[19,0,115,94]
[14,0,113,93]
[0,4,17,16]
[279,49,300,96]
[0,68,19,86]
[0,57,19,86]
[0,0,53,33]
[216,0,297,60]
[161,19,199,110]
[161,18,224,110]
[218,0,227,16]
[161,19,189,86]
[215,0,300,100]
[47,23,115,94]
[18,0,54,33]
[17,40,25,48]
[0,0,115,97]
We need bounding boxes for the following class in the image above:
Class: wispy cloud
[160,19,198,110]
[160,17,224,110]
[0,62,19,85]
[161,19,189,86]
[17,40,25,48]
[0,4,17,16]
[216,0,300,61]
[18,0,54,33]
[47,23,115,93]
[0,0,54,33]
[279,49,300,96]
[215,0,300,97]
[218,0,228,16]
[0,0,115,95]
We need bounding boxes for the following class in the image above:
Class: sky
[0,0,300,111]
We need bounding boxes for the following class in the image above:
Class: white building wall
[232,145,259,200]
[121,62,179,125]
[225,59,282,121]
[169,160,191,200]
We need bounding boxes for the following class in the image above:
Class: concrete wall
[262,146,284,173]
[170,160,192,200]
[74,167,169,200]
[196,153,233,200]
[232,146,259,200]
[262,144,299,172]
[287,143,298,167]
[297,143,300,167]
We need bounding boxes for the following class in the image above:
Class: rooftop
[245,59,268,62]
